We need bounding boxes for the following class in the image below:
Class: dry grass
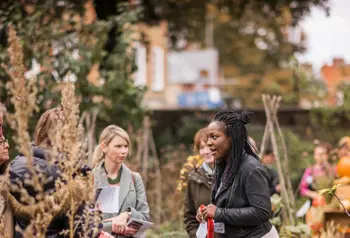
[1,25,51,238]
[50,80,98,238]
[0,172,9,238]
[319,221,346,238]
[1,27,100,238]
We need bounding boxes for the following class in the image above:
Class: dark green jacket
[184,166,213,238]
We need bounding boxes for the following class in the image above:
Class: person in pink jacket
[299,143,336,200]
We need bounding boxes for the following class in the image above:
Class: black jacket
[9,146,100,238]
[212,153,272,238]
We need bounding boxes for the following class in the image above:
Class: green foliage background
[0,1,146,157]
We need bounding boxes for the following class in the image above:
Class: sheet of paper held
[127,218,154,238]
[96,186,120,213]
[296,199,311,217]
[196,222,208,238]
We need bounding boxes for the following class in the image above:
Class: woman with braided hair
[197,109,278,238]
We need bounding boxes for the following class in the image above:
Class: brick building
[134,23,223,109]
[321,58,350,106]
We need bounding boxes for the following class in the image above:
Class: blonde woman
[92,125,151,237]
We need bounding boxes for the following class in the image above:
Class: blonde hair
[92,125,131,168]
[34,107,63,146]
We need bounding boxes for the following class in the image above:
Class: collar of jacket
[189,166,212,189]
[95,162,133,213]
[18,145,46,160]
[202,162,214,176]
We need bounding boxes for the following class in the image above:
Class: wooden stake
[262,94,295,225]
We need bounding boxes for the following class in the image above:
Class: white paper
[296,199,311,217]
[196,222,207,238]
[96,186,120,213]
[261,226,279,238]
[127,218,154,238]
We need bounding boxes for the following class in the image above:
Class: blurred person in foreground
[92,125,151,237]
[197,109,278,238]
[9,107,101,237]
[184,128,215,238]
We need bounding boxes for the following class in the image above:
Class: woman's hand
[196,207,205,223]
[104,212,130,234]
[202,204,217,220]
[123,226,138,236]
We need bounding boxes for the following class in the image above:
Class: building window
[151,46,165,92]
[134,42,147,87]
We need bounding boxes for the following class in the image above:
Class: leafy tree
[337,81,350,110]
[139,0,330,107]
[140,0,330,42]
[0,0,146,137]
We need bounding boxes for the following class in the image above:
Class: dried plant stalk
[1,25,54,238]
[2,26,38,161]
[49,78,98,238]
[262,94,295,226]
[2,28,97,237]
[148,120,162,224]
[0,170,10,238]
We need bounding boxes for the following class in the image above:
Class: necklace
[103,163,123,185]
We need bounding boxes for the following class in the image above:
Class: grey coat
[93,163,151,237]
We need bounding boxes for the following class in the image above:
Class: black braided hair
[211,108,260,197]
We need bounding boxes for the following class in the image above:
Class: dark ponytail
[211,108,259,197]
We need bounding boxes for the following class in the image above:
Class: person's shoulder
[10,154,29,171]
[187,167,201,182]
[9,154,40,179]
[188,166,203,176]
[242,153,261,167]
[92,162,103,174]
[11,146,46,166]
[240,153,265,174]
[303,167,312,173]
[125,165,142,183]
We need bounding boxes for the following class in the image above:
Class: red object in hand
[99,231,114,238]
[200,204,214,238]
[207,217,214,238]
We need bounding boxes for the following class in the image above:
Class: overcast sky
[297,0,350,72]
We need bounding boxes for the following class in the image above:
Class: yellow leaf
[332,184,342,189]
[317,189,329,196]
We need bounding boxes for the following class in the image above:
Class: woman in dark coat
[184,128,215,238]
[197,109,278,238]
[9,108,101,238]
